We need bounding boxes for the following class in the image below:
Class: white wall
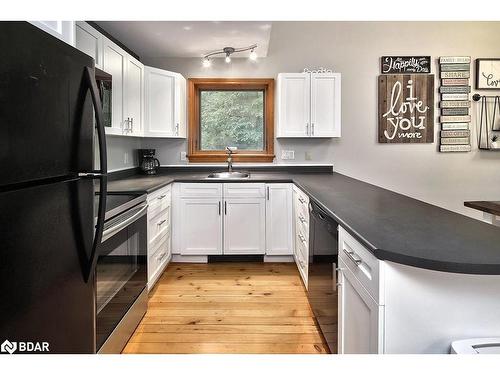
[106,135,141,171]
[107,22,500,219]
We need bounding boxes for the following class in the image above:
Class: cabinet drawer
[148,189,171,218]
[295,245,308,289]
[224,183,265,198]
[338,226,380,303]
[295,221,309,255]
[149,233,171,284]
[148,208,170,245]
[179,183,222,198]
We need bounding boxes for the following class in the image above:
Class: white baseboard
[264,255,294,263]
[171,254,208,263]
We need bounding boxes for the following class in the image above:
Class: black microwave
[95,68,112,128]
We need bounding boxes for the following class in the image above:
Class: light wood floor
[123,262,330,354]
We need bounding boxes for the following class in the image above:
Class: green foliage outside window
[200,90,264,151]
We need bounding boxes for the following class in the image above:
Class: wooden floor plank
[123,262,332,354]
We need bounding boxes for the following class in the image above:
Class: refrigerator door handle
[83,66,108,283]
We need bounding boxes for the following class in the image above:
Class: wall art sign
[381,56,431,74]
[439,56,471,64]
[475,59,500,90]
[378,74,434,143]
[441,78,470,86]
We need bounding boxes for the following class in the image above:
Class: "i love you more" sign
[378,74,435,143]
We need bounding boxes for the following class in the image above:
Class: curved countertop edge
[107,172,500,275]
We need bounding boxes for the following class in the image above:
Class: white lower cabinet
[292,185,310,288]
[147,185,172,290]
[265,184,293,255]
[179,198,223,255]
[338,258,384,354]
[174,183,269,256]
[337,226,384,354]
[224,198,265,255]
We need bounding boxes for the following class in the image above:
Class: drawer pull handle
[157,195,167,200]
[298,234,307,243]
[157,253,166,262]
[157,219,167,226]
[299,215,306,223]
[343,248,362,266]
[298,197,306,204]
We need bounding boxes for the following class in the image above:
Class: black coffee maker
[138,149,160,175]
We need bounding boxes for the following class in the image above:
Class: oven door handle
[102,203,148,242]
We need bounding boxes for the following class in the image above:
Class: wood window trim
[187,78,275,163]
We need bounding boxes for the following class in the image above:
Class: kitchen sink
[206,171,250,179]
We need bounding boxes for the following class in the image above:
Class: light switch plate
[180,151,187,161]
[281,150,295,160]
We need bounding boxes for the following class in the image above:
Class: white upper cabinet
[277,73,310,137]
[265,184,293,256]
[277,72,341,138]
[310,73,341,137]
[124,57,144,136]
[75,21,103,68]
[102,39,128,136]
[144,66,187,138]
[30,21,75,46]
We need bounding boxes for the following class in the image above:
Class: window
[188,78,275,162]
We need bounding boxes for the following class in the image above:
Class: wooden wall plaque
[381,56,431,74]
[378,74,434,143]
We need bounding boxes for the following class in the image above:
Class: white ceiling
[95,21,272,59]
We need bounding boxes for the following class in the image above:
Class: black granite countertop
[107,169,500,275]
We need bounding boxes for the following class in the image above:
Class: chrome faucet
[226,146,234,172]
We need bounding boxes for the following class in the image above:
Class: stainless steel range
[95,193,148,353]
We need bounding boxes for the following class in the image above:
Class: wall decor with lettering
[381,56,431,74]
[475,59,500,90]
[438,56,472,152]
[378,74,434,143]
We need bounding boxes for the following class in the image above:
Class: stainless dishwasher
[308,201,339,353]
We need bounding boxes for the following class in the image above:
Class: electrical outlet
[305,151,312,161]
[281,150,295,160]
[180,151,187,161]
[124,152,129,165]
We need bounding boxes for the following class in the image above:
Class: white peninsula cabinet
[337,226,500,354]
[277,72,341,138]
[144,66,187,138]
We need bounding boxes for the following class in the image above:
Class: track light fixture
[201,44,257,66]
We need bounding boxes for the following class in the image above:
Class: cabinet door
[338,263,384,354]
[103,39,126,135]
[125,57,144,136]
[144,66,176,137]
[265,184,293,255]
[75,21,102,68]
[224,198,266,255]
[179,198,223,255]
[277,73,310,137]
[310,73,341,137]
[29,21,75,46]
[174,74,187,138]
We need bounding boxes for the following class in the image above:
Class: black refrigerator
[0,22,107,354]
